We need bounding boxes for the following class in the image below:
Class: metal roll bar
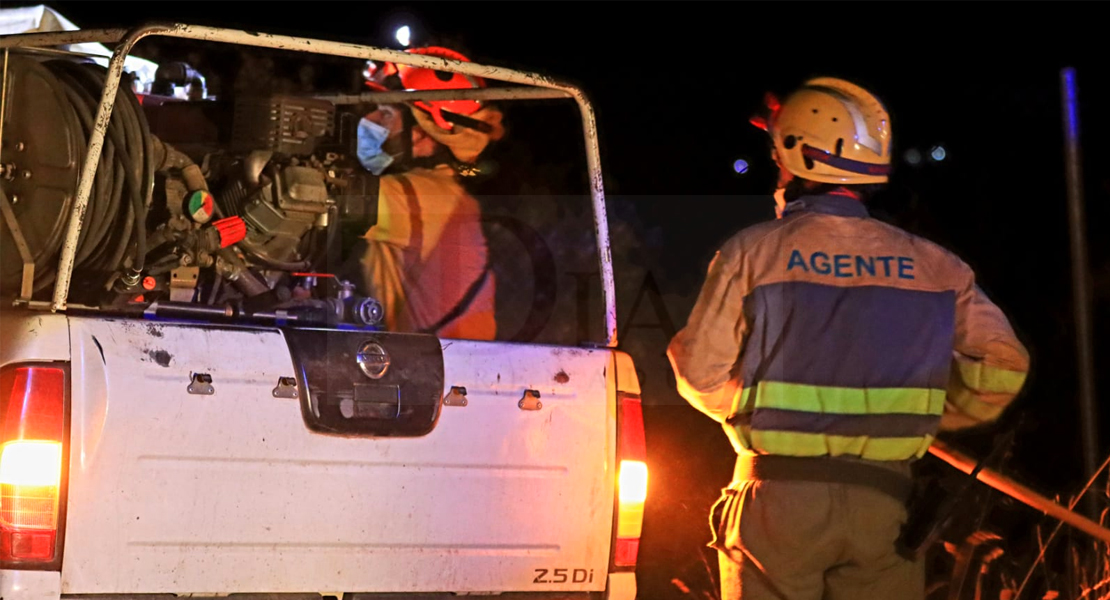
[0,23,619,346]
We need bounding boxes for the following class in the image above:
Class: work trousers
[709,479,924,600]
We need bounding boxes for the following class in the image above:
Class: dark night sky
[12,2,1110,596]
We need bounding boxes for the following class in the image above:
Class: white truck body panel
[0,312,71,364]
[58,316,616,595]
[0,570,62,600]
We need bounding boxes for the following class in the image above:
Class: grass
[663,455,1110,600]
[927,451,1110,600]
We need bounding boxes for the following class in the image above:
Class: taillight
[615,391,647,568]
[0,365,67,566]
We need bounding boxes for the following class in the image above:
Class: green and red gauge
[186,191,215,224]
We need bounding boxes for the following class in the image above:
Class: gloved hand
[410,106,504,164]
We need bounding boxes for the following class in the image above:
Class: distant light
[395,25,412,47]
[733,159,749,174]
[930,145,947,161]
[905,149,922,165]
[395,25,411,47]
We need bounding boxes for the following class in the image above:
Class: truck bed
[1,311,628,597]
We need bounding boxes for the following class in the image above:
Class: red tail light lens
[0,365,66,565]
[615,392,647,568]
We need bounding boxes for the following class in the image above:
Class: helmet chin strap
[438,109,494,134]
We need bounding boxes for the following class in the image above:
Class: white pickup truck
[0,22,646,600]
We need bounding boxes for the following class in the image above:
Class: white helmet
[755,77,893,185]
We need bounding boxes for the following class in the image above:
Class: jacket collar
[782,193,870,219]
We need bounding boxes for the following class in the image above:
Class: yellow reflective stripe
[751,381,946,416]
[726,382,944,461]
[749,430,935,461]
[946,386,1008,423]
[954,360,1027,395]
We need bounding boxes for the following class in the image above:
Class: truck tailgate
[63,318,615,594]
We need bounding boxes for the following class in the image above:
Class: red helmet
[365,46,485,131]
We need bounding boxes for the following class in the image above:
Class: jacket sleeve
[365,174,411,247]
[941,269,1030,431]
[666,245,749,424]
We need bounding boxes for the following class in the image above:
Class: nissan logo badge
[356,341,390,379]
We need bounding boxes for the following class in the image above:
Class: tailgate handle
[273,377,299,399]
[444,386,468,407]
[188,372,215,395]
[518,389,542,411]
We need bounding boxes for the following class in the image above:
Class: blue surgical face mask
[356,117,395,176]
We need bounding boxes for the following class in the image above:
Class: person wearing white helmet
[760,77,893,219]
[667,77,1029,599]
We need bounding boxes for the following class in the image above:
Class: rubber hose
[50,63,132,265]
[41,61,149,283]
[57,61,151,274]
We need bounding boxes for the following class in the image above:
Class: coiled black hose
[31,60,153,291]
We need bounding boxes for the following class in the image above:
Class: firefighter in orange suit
[353,46,501,340]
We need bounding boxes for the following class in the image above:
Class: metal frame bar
[1,49,7,159]
[310,88,573,105]
[1060,67,1100,518]
[0,49,35,301]
[0,23,619,347]
[0,189,35,300]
